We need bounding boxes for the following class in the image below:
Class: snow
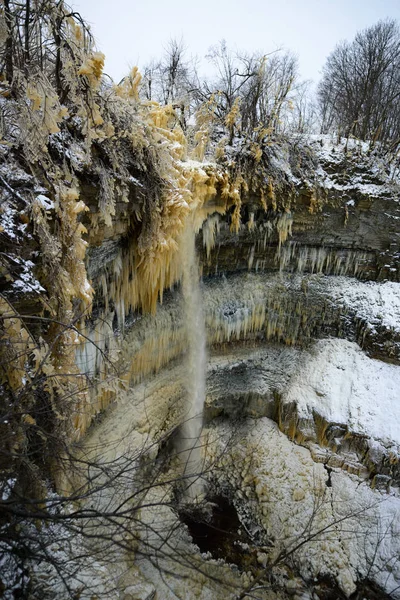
[0,208,17,238]
[1,478,16,501]
[323,277,400,334]
[10,257,45,294]
[0,162,33,187]
[320,177,392,197]
[283,339,400,447]
[305,134,374,161]
[303,133,400,198]
[128,175,144,187]
[35,194,54,210]
[203,271,400,444]
[0,204,43,292]
[49,135,89,171]
[31,519,120,600]
[0,204,32,239]
[269,145,302,186]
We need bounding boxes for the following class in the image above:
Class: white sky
[71,0,400,84]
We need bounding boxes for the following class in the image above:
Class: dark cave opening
[178,495,258,569]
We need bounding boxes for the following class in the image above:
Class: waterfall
[179,223,207,501]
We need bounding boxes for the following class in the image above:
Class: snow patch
[35,194,54,210]
[283,339,400,446]
[11,257,45,294]
[324,277,400,334]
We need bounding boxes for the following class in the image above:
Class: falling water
[179,224,207,501]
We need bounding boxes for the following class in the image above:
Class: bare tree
[286,80,318,134]
[318,19,400,145]
[140,38,198,130]
[190,42,299,148]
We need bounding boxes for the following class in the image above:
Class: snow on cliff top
[305,134,400,197]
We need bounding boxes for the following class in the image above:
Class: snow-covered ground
[306,133,400,194]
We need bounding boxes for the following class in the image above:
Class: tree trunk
[4,0,14,86]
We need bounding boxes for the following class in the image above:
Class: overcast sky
[71,0,400,84]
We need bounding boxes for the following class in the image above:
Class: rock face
[67,136,400,598]
[63,135,400,599]
[2,130,400,599]
[198,137,400,282]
